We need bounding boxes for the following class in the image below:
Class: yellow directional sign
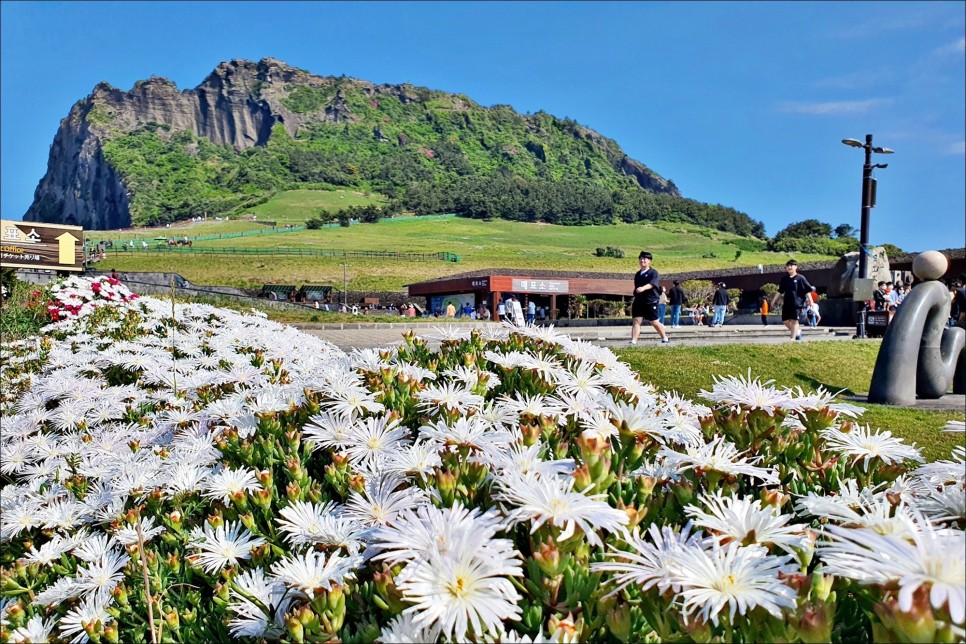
[0,219,85,272]
[56,231,80,264]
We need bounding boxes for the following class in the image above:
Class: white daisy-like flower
[383,440,443,479]
[669,541,798,626]
[417,382,485,415]
[59,593,114,644]
[817,511,965,623]
[202,466,262,504]
[344,472,429,526]
[592,521,709,595]
[74,550,131,604]
[686,491,808,557]
[341,416,412,470]
[188,521,266,574]
[821,424,924,472]
[378,611,443,644]
[270,549,360,596]
[493,471,628,547]
[698,370,795,414]
[397,532,523,641]
[659,435,779,484]
[227,567,296,639]
[9,614,57,643]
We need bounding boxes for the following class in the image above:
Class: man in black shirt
[630,251,669,345]
[712,283,730,327]
[668,280,687,328]
[775,259,813,341]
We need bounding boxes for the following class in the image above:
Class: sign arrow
[56,232,79,264]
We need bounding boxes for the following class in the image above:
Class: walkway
[293,322,855,351]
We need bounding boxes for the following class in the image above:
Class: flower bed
[0,276,963,643]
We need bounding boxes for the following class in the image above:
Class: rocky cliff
[24,58,681,229]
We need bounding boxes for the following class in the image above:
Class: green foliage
[0,280,51,341]
[280,85,332,113]
[834,223,856,238]
[769,236,858,255]
[594,246,625,258]
[775,219,834,240]
[881,243,904,257]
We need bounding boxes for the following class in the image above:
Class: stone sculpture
[868,251,965,404]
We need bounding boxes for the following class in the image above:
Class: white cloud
[944,140,966,155]
[775,98,893,116]
[933,36,966,57]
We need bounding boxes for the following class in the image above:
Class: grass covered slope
[97,215,833,291]
[1,279,963,642]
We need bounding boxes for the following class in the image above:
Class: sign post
[0,220,85,272]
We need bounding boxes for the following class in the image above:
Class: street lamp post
[841,134,893,338]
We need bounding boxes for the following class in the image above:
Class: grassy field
[97,194,835,290]
[86,189,386,242]
[616,341,964,462]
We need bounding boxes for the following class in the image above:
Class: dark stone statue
[868,252,965,405]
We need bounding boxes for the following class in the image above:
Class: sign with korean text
[511,279,569,294]
[0,219,85,272]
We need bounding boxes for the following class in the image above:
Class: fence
[105,246,461,262]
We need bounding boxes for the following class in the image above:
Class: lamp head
[841,138,864,148]
[873,146,895,154]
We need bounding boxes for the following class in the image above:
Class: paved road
[294,322,857,351]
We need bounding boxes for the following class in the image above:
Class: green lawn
[99,209,834,291]
[616,341,965,462]
[249,189,386,223]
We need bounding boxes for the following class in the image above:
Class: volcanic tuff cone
[23,58,681,230]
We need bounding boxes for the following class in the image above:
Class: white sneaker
[628,340,637,346]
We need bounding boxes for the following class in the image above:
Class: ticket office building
[407,270,629,321]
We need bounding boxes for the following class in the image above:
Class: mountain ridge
[24,58,731,232]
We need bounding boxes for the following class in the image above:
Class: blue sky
[2,1,963,251]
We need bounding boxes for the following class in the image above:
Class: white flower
[275,500,369,553]
[818,511,966,623]
[344,472,428,526]
[383,440,443,479]
[227,566,296,639]
[592,521,709,595]
[397,533,523,641]
[417,382,485,415]
[659,435,779,484]
[378,612,443,644]
[686,492,808,557]
[9,615,57,643]
[669,542,798,626]
[188,521,266,574]
[342,416,412,470]
[699,370,795,414]
[821,424,924,472]
[202,467,262,504]
[270,550,360,596]
[494,472,628,547]
[59,594,113,644]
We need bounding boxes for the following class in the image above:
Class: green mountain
[24,57,763,236]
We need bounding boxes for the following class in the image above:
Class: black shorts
[782,306,803,322]
[633,299,659,321]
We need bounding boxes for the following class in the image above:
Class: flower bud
[760,488,789,510]
[164,609,180,632]
[206,512,224,529]
[286,481,302,501]
[572,463,593,491]
[167,511,182,530]
[796,603,832,644]
[253,488,273,510]
[605,603,633,643]
[103,624,119,644]
[239,512,257,532]
[533,540,563,576]
[257,470,273,489]
[285,615,305,643]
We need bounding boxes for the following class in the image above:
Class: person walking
[526,298,536,325]
[445,301,456,318]
[712,283,730,327]
[759,295,769,326]
[657,287,668,325]
[629,251,669,345]
[668,280,686,328]
[775,259,813,341]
